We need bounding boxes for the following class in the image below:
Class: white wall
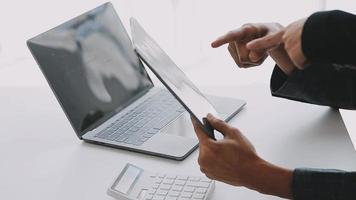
[0,0,325,87]
[326,0,356,13]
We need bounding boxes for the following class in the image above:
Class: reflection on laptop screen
[27,3,153,135]
[130,18,219,124]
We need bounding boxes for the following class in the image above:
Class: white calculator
[107,163,215,200]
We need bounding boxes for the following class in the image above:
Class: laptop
[27,2,246,160]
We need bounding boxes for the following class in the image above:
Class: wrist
[246,158,293,199]
[268,46,296,76]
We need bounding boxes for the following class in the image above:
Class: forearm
[246,158,293,199]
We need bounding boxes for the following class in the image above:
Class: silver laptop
[27,2,246,160]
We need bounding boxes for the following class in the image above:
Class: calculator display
[114,165,141,194]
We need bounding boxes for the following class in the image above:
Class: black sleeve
[270,63,356,110]
[292,168,356,200]
[302,10,356,65]
[270,10,356,110]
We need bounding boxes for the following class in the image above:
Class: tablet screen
[130,18,219,134]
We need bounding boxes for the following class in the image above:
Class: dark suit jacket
[270,10,356,200]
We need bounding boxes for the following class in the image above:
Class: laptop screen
[27,3,153,136]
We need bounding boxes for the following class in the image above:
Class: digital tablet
[130,18,219,139]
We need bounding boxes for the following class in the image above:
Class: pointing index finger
[211,28,246,48]
[246,30,284,50]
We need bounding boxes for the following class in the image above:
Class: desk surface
[1,85,355,200]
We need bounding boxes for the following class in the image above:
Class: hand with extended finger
[247,18,308,70]
[211,23,288,69]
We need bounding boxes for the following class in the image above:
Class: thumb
[191,116,214,144]
[206,114,233,138]
[246,30,284,51]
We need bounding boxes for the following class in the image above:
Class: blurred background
[1,0,355,88]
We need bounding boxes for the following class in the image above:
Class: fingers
[211,28,246,48]
[228,42,240,65]
[212,23,267,48]
[213,24,270,67]
[191,116,214,144]
[247,30,284,51]
[228,42,266,67]
[236,42,250,63]
[206,114,233,138]
[249,50,267,63]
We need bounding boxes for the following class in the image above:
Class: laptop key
[139,137,149,142]
[107,129,125,140]
[125,137,137,145]
[147,128,160,134]
[97,130,113,139]
[133,140,144,146]
[143,133,154,138]
[107,133,120,141]
[129,126,140,132]
[135,121,146,128]
[115,134,128,142]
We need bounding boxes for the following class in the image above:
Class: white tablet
[130,18,219,139]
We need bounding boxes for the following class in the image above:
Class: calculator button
[195,182,210,188]
[162,179,174,185]
[177,175,189,180]
[192,193,205,199]
[165,197,178,200]
[183,186,195,193]
[156,190,168,196]
[180,192,193,198]
[166,175,177,179]
[154,178,163,184]
[168,191,180,197]
[186,181,197,187]
[195,188,208,194]
[172,185,183,191]
[200,178,212,183]
[159,184,171,190]
[145,194,153,200]
[174,179,186,186]
[158,174,166,179]
[148,188,157,195]
[152,195,165,200]
[152,183,160,189]
[188,177,201,182]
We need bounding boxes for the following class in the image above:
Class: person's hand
[191,114,293,199]
[247,18,308,69]
[211,23,296,75]
[191,114,260,187]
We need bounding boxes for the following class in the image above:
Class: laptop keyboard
[94,90,185,146]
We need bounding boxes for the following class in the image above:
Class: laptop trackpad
[160,113,196,139]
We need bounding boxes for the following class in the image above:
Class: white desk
[1,85,355,200]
